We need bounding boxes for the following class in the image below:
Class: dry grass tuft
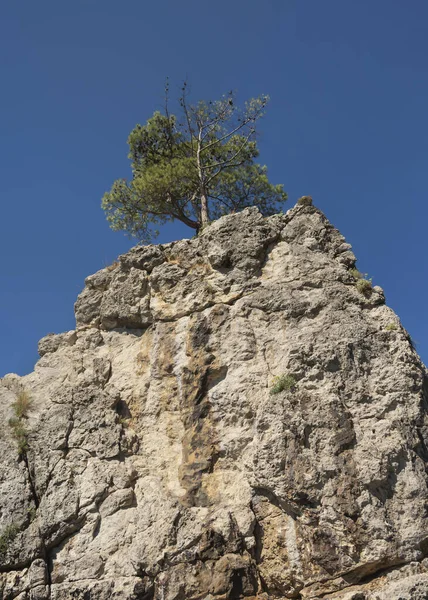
[12,390,32,419]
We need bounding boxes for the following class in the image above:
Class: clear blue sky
[1,1,427,377]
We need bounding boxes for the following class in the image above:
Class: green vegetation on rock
[349,267,373,297]
[270,374,297,395]
[8,389,32,457]
[12,390,32,419]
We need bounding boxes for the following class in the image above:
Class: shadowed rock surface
[1,203,428,599]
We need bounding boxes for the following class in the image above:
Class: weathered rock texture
[1,203,428,600]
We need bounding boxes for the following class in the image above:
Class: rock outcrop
[1,202,428,600]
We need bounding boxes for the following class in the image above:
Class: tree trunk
[196,131,210,229]
[200,191,209,227]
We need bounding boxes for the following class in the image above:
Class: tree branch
[201,129,254,172]
[199,102,265,153]
[180,83,196,156]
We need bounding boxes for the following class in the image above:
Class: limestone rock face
[1,204,428,600]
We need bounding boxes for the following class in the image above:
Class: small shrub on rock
[8,418,29,455]
[9,389,32,456]
[349,267,373,297]
[12,390,32,419]
[349,267,364,280]
[356,278,373,297]
[385,322,398,331]
[270,374,297,395]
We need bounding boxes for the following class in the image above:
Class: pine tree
[102,83,287,242]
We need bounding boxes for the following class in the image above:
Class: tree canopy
[102,83,287,242]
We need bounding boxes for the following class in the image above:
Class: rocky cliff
[1,202,428,600]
